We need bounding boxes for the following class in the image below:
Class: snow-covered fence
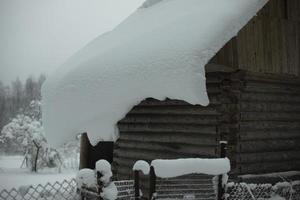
[151,172,217,200]
[149,158,230,200]
[225,181,300,200]
[0,179,79,200]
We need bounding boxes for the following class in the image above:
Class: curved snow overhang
[42,0,268,147]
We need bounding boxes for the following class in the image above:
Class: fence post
[97,171,103,200]
[149,166,156,200]
[218,141,227,200]
[134,170,140,200]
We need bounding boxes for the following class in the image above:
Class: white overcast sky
[0,0,145,84]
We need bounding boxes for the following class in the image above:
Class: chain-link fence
[0,179,80,200]
[225,180,300,200]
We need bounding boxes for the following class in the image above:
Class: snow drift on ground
[151,158,230,178]
[0,156,76,190]
[42,0,268,146]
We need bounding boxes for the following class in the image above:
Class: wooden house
[80,0,300,184]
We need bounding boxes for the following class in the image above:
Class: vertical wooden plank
[237,27,246,70]
[286,21,298,75]
[134,170,140,200]
[296,21,300,76]
[287,0,300,21]
[254,19,265,73]
[249,19,256,72]
[149,166,156,200]
[262,17,272,73]
[244,23,251,71]
[79,132,90,170]
[280,20,288,74]
[231,37,239,68]
[270,19,281,74]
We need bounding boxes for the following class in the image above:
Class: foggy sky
[0,0,144,84]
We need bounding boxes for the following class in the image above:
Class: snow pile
[76,168,97,189]
[95,160,117,200]
[95,159,113,185]
[42,0,268,146]
[101,182,118,200]
[133,160,150,175]
[151,158,230,178]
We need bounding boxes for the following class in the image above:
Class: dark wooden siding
[209,0,300,76]
[113,70,240,180]
[235,72,300,175]
[113,69,300,180]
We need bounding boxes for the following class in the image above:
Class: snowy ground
[0,156,77,190]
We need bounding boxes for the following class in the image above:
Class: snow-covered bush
[0,114,44,154]
[77,160,118,200]
[95,160,117,200]
[76,168,97,189]
[0,100,63,172]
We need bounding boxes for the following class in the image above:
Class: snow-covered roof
[42,0,268,147]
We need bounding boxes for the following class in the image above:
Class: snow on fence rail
[0,179,79,200]
[225,181,300,200]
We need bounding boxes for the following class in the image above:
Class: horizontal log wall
[112,69,300,182]
[112,71,241,181]
[209,0,300,76]
[236,72,300,175]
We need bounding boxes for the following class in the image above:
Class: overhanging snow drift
[42,0,268,147]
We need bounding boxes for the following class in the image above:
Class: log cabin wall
[111,0,300,185]
[113,69,240,181]
[113,68,300,182]
[235,71,300,176]
[209,0,300,76]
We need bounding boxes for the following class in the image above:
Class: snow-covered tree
[0,101,62,172]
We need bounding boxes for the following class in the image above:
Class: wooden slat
[240,102,300,112]
[238,139,300,153]
[120,114,218,125]
[287,0,300,21]
[241,92,300,103]
[238,160,300,174]
[239,130,300,140]
[240,112,300,121]
[118,123,217,134]
[237,150,300,163]
[116,139,217,155]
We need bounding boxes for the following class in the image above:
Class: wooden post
[134,170,140,200]
[149,166,156,200]
[218,141,227,200]
[97,171,103,199]
[220,141,227,158]
[79,133,90,170]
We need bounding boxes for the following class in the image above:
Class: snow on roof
[151,158,231,177]
[42,0,268,147]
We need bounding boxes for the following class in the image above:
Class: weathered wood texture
[235,71,300,175]
[79,134,114,169]
[113,70,300,181]
[209,0,300,76]
[112,71,239,181]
